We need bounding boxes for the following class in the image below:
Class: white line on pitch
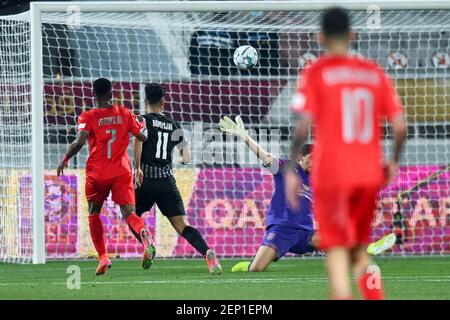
[0,264,302,272]
[1,276,450,287]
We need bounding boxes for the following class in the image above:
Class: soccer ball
[233,45,259,70]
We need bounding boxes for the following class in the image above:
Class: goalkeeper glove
[219,115,249,139]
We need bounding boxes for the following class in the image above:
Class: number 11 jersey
[140,112,186,179]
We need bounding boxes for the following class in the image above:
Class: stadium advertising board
[17,167,448,258]
[42,80,450,125]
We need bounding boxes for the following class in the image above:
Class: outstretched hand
[219,116,249,139]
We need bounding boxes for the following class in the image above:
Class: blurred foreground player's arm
[380,72,407,183]
[284,65,317,209]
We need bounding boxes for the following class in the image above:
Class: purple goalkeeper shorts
[262,225,315,260]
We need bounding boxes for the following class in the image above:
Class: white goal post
[1,0,448,264]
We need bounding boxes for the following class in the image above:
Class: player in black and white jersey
[132,83,222,275]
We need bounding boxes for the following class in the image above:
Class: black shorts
[135,175,186,217]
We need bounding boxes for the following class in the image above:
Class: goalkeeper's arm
[385,116,407,184]
[243,135,273,167]
[219,116,273,166]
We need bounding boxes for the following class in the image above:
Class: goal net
[0,1,449,263]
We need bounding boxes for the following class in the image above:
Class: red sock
[88,214,106,259]
[127,213,148,241]
[359,272,385,300]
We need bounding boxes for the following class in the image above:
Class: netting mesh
[0,7,449,262]
[0,12,33,263]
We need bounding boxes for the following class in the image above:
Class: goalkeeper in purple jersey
[220,116,317,272]
[219,116,396,272]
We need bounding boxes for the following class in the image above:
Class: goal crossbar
[32,0,450,12]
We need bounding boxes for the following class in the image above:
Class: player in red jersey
[285,8,407,299]
[57,78,156,275]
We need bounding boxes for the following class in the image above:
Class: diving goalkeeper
[219,116,395,272]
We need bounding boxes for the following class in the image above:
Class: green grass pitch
[0,257,449,299]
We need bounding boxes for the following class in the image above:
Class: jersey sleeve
[380,71,404,122]
[263,158,284,176]
[77,112,91,133]
[126,109,145,137]
[291,66,318,119]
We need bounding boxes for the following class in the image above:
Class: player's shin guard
[88,214,107,258]
[358,271,385,300]
[181,226,209,256]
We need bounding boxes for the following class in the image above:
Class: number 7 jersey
[291,55,404,189]
[77,105,144,179]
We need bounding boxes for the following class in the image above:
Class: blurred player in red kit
[285,8,407,299]
[57,78,156,275]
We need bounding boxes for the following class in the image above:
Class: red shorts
[85,172,135,206]
[314,186,378,250]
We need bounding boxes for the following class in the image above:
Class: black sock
[181,226,209,256]
[128,223,142,244]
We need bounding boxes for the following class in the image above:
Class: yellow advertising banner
[396,78,450,122]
